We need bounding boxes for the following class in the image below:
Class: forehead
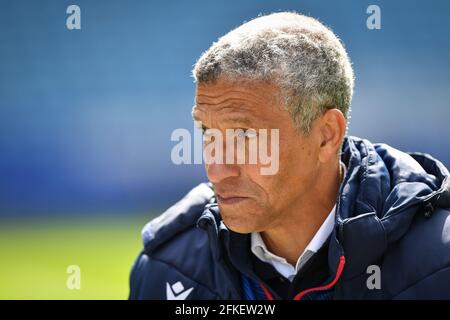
[193,79,283,126]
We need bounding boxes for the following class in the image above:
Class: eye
[235,128,246,138]
[235,128,257,139]
[203,128,211,136]
[200,125,209,135]
[244,129,257,139]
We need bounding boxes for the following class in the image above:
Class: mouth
[216,194,249,205]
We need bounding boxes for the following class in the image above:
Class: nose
[206,163,240,184]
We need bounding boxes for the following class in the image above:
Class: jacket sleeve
[129,252,219,300]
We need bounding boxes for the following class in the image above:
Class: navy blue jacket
[129,136,450,299]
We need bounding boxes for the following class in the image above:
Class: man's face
[193,79,322,234]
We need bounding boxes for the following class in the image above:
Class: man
[129,12,450,299]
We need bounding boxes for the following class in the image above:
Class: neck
[260,161,342,266]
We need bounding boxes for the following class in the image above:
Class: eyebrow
[220,116,253,127]
[194,116,254,130]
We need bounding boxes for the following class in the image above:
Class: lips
[215,193,249,205]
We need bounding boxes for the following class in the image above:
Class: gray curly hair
[192,12,354,134]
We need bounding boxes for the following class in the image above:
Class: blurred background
[0,0,449,299]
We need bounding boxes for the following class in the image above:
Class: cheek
[241,164,282,208]
[276,140,317,191]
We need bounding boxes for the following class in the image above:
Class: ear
[317,109,346,163]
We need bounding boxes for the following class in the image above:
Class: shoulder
[141,182,214,252]
[129,183,233,299]
[129,227,220,299]
[382,207,450,298]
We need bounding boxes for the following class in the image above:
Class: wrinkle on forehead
[192,79,288,129]
[196,79,279,103]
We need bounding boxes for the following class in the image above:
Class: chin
[224,222,254,234]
